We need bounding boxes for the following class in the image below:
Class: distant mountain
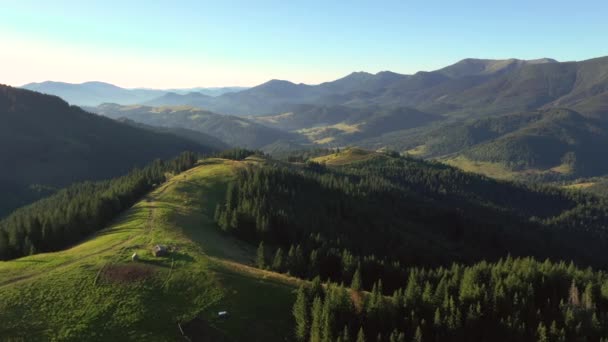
[167,86,248,97]
[21,81,249,106]
[25,57,608,120]
[436,58,558,78]
[89,104,299,148]
[21,81,165,106]
[144,92,213,107]
[151,56,608,120]
[0,85,218,217]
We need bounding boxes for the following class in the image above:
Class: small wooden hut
[152,244,168,257]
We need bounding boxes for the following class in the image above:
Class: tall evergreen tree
[256,241,266,269]
[293,285,310,342]
[351,267,362,291]
[310,297,323,342]
[356,327,366,342]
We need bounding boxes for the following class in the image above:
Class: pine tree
[351,267,362,291]
[536,322,548,342]
[568,280,580,307]
[342,326,350,342]
[321,298,334,342]
[272,248,284,272]
[583,282,595,310]
[356,327,366,342]
[310,297,323,342]
[293,285,309,341]
[256,241,266,269]
[413,325,423,342]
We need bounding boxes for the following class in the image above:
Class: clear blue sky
[1,0,607,88]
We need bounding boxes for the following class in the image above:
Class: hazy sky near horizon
[1,0,607,88]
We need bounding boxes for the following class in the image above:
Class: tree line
[0,152,199,260]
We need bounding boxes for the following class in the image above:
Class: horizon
[16,55,608,90]
[2,1,608,88]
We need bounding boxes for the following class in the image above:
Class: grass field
[563,182,596,190]
[442,156,523,180]
[0,158,298,341]
[312,147,381,166]
[405,144,428,156]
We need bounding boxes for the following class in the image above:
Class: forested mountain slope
[358,108,608,180]
[252,105,443,145]
[4,150,608,340]
[90,104,299,149]
[0,85,216,217]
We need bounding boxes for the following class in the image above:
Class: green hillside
[4,151,608,341]
[0,85,217,218]
[0,158,299,341]
[253,105,442,145]
[90,104,298,148]
[359,108,608,180]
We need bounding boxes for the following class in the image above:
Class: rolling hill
[0,85,218,217]
[89,104,299,149]
[116,118,230,151]
[252,104,443,145]
[0,157,299,341]
[358,108,608,180]
[4,151,608,340]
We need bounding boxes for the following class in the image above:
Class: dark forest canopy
[209,150,608,341]
[293,257,608,342]
[214,152,608,289]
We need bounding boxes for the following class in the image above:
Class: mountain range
[21,81,247,106]
[6,56,608,341]
[140,56,608,119]
[19,56,608,182]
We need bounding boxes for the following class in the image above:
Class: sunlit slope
[311,147,383,165]
[0,158,298,341]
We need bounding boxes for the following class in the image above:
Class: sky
[1,0,607,88]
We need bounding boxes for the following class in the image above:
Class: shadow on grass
[181,317,232,342]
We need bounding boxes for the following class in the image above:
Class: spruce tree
[293,285,309,341]
[321,298,334,342]
[356,327,365,342]
[256,241,266,269]
[536,322,548,342]
[272,248,284,272]
[310,296,323,342]
[351,267,362,291]
[413,326,423,342]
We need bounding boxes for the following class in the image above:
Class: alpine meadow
[3,1,608,341]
